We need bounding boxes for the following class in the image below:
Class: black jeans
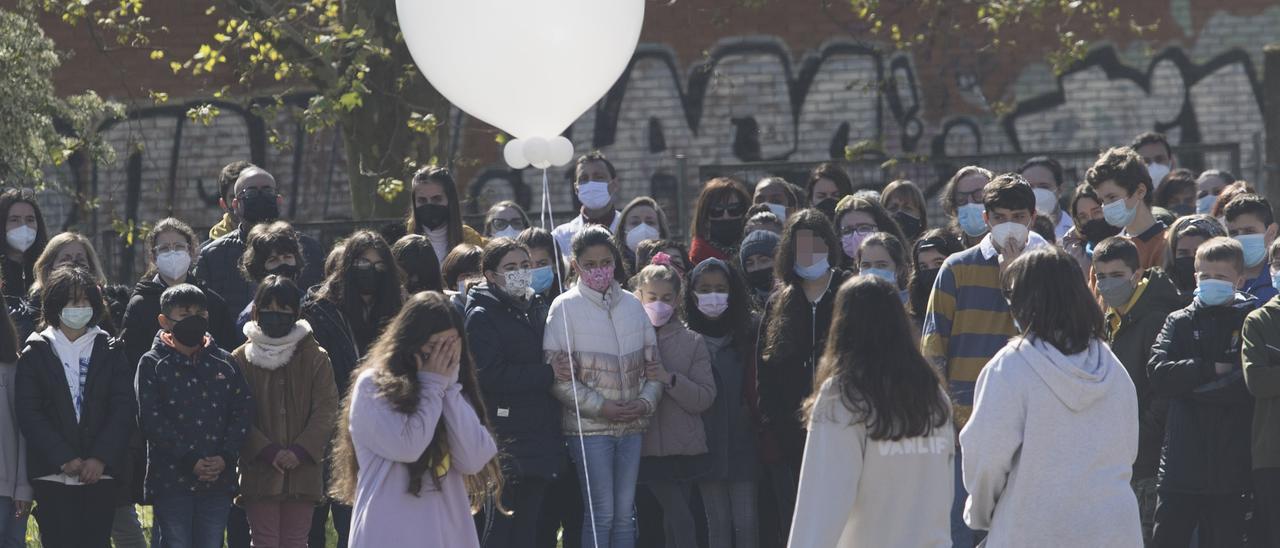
[482,476,550,548]
[1152,490,1249,548]
[32,479,118,548]
[308,502,351,548]
[1254,469,1280,548]
[226,504,250,548]
[536,457,582,548]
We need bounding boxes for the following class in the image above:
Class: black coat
[301,291,361,399]
[120,275,238,368]
[464,285,562,480]
[1148,291,1258,494]
[193,225,325,323]
[756,269,850,473]
[14,331,135,480]
[0,256,33,300]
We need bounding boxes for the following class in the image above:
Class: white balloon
[523,137,550,167]
[503,139,529,169]
[548,136,574,166]
[396,0,645,140]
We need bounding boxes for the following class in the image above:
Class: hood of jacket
[1018,336,1120,412]
[1127,268,1189,318]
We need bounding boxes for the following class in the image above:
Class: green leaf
[338,91,362,111]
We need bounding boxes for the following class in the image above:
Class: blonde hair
[629,263,682,296]
[31,232,106,298]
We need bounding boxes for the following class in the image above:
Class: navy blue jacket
[14,331,135,480]
[464,284,562,479]
[301,291,360,399]
[193,225,325,327]
[135,334,253,499]
[1149,292,1258,494]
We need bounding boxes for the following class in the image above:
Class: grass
[24,505,342,547]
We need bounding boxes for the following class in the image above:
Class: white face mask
[1148,162,1171,189]
[492,227,521,240]
[990,221,1029,251]
[60,306,93,330]
[625,222,660,252]
[6,225,36,253]
[501,268,534,298]
[155,251,192,281]
[1033,188,1059,216]
[576,181,612,210]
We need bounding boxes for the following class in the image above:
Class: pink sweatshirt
[347,370,498,548]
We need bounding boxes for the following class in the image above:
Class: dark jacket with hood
[1148,291,1257,494]
[1242,295,1280,471]
[756,268,851,473]
[1103,268,1186,480]
[301,289,361,399]
[464,283,562,479]
[135,333,252,499]
[120,275,238,368]
[13,330,135,481]
[194,225,325,321]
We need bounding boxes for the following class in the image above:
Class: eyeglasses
[954,188,985,206]
[490,218,526,231]
[354,259,389,272]
[840,224,878,236]
[238,187,277,200]
[154,244,190,255]
[708,204,746,218]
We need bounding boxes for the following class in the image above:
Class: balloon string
[541,166,600,548]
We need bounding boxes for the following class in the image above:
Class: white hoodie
[961,336,1142,548]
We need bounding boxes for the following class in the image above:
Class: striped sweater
[922,233,1046,426]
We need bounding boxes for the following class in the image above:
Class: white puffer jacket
[544,281,662,436]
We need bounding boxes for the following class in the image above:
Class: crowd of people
[0,130,1272,548]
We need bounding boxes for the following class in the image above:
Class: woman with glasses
[301,230,406,548]
[689,178,752,266]
[484,201,532,240]
[121,217,238,367]
[938,166,994,249]
[832,196,908,272]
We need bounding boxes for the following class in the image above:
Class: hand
[78,458,105,484]
[271,450,299,474]
[601,400,631,422]
[13,500,30,519]
[60,458,83,476]
[644,360,671,384]
[417,335,462,382]
[205,455,226,474]
[1215,362,1234,375]
[1002,233,1027,261]
[551,352,573,382]
[612,400,648,422]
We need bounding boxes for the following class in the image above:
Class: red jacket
[689,236,731,266]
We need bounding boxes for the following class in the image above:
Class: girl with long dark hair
[756,209,849,536]
[833,196,907,271]
[391,234,445,294]
[406,166,486,264]
[0,189,48,300]
[961,247,1141,546]
[330,291,503,547]
[789,275,953,547]
[302,230,405,547]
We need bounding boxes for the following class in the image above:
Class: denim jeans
[569,433,642,548]
[152,492,233,548]
[0,496,26,548]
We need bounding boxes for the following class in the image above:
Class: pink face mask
[841,232,867,259]
[579,264,615,293]
[643,301,674,327]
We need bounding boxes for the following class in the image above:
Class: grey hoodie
[960,336,1142,548]
[0,362,30,502]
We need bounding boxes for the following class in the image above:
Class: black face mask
[256,311,297,339]
[708,218,744,247]
[240,194,280,225]
[267,263,298,279]
[815,198,838,220]
[415,204,450,231]
[910,267,940,318]
[353,266,379,296]
[745,267,773,292]
[1172,256,1197,292]
[1080,219,1121,245]
[894,211,923,241]
[1170,204,1194,217]
[169,315,208,348]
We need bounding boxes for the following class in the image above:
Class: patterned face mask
[579,264,615,293]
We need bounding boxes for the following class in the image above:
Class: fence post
[1265,44,1280,202]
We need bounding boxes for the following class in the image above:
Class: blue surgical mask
[530,265,555,294]
[1235,233,1267,268]
[862,267,897,286]
[957,204,988,237]
[794,255,830,281]
[1195,278,1235,306]
[1103,197,1137,228]
[1271,269,1280,293]
[1197,194,1216,215]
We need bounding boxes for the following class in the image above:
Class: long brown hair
[329,291,505,508]
[406,166,467,249]
[802,276,950,438]
[762,209,840,362]
[1002,247,1104,355]
[691,177,751,241]
[315,231,404,352]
